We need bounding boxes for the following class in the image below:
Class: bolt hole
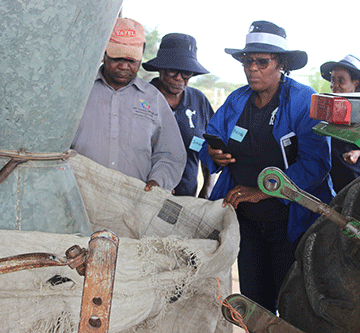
[234,300,247,316]
[263,175,280,191]
[93,297,102,306]
[89,315,101,328]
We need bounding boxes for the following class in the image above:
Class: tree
[190,74,220,89]
[137,26,161,82]
[307,67,331,93]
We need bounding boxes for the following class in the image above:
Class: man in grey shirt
[72,17,186,192]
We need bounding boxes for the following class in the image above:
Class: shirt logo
[185,109,196,128]
[140,99,150,110]
[269,107,278,125]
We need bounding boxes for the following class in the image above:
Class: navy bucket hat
[320,54,360,81]
[225,21,308,71]
[142,33,209,76]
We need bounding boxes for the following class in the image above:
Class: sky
[121,0,360,86]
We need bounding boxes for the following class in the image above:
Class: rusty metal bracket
[78,230,119,333]
[0,229,119,333]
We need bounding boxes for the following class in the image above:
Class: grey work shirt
[72,68,186,191]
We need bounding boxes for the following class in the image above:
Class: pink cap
[106,18,145,61]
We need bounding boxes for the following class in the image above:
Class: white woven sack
[0,154,240,332]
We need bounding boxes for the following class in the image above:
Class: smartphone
[203,133,230,153]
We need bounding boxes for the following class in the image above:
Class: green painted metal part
[312,122,360,147]
[257,167,360,242]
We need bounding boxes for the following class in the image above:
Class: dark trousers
[236,201,298,314]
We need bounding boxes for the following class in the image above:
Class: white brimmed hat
[320,54,360,81]
[225,20,308,71]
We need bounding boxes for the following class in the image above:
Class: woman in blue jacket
[199,20,335,314]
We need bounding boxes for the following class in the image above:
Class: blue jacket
[199,76,335,242]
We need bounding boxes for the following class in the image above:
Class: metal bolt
[65,245,83,259]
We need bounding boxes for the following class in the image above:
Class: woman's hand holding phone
[204,133,235,166]
[207,144,235,166]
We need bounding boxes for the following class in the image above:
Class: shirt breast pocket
[130,109,157,150]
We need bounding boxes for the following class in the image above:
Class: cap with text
[106,18,145,61]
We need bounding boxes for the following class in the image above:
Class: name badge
[230,126,248,142]
[189,136,205,152]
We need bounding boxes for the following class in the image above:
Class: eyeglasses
[239,56,275,70]
[165,69,194,79]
